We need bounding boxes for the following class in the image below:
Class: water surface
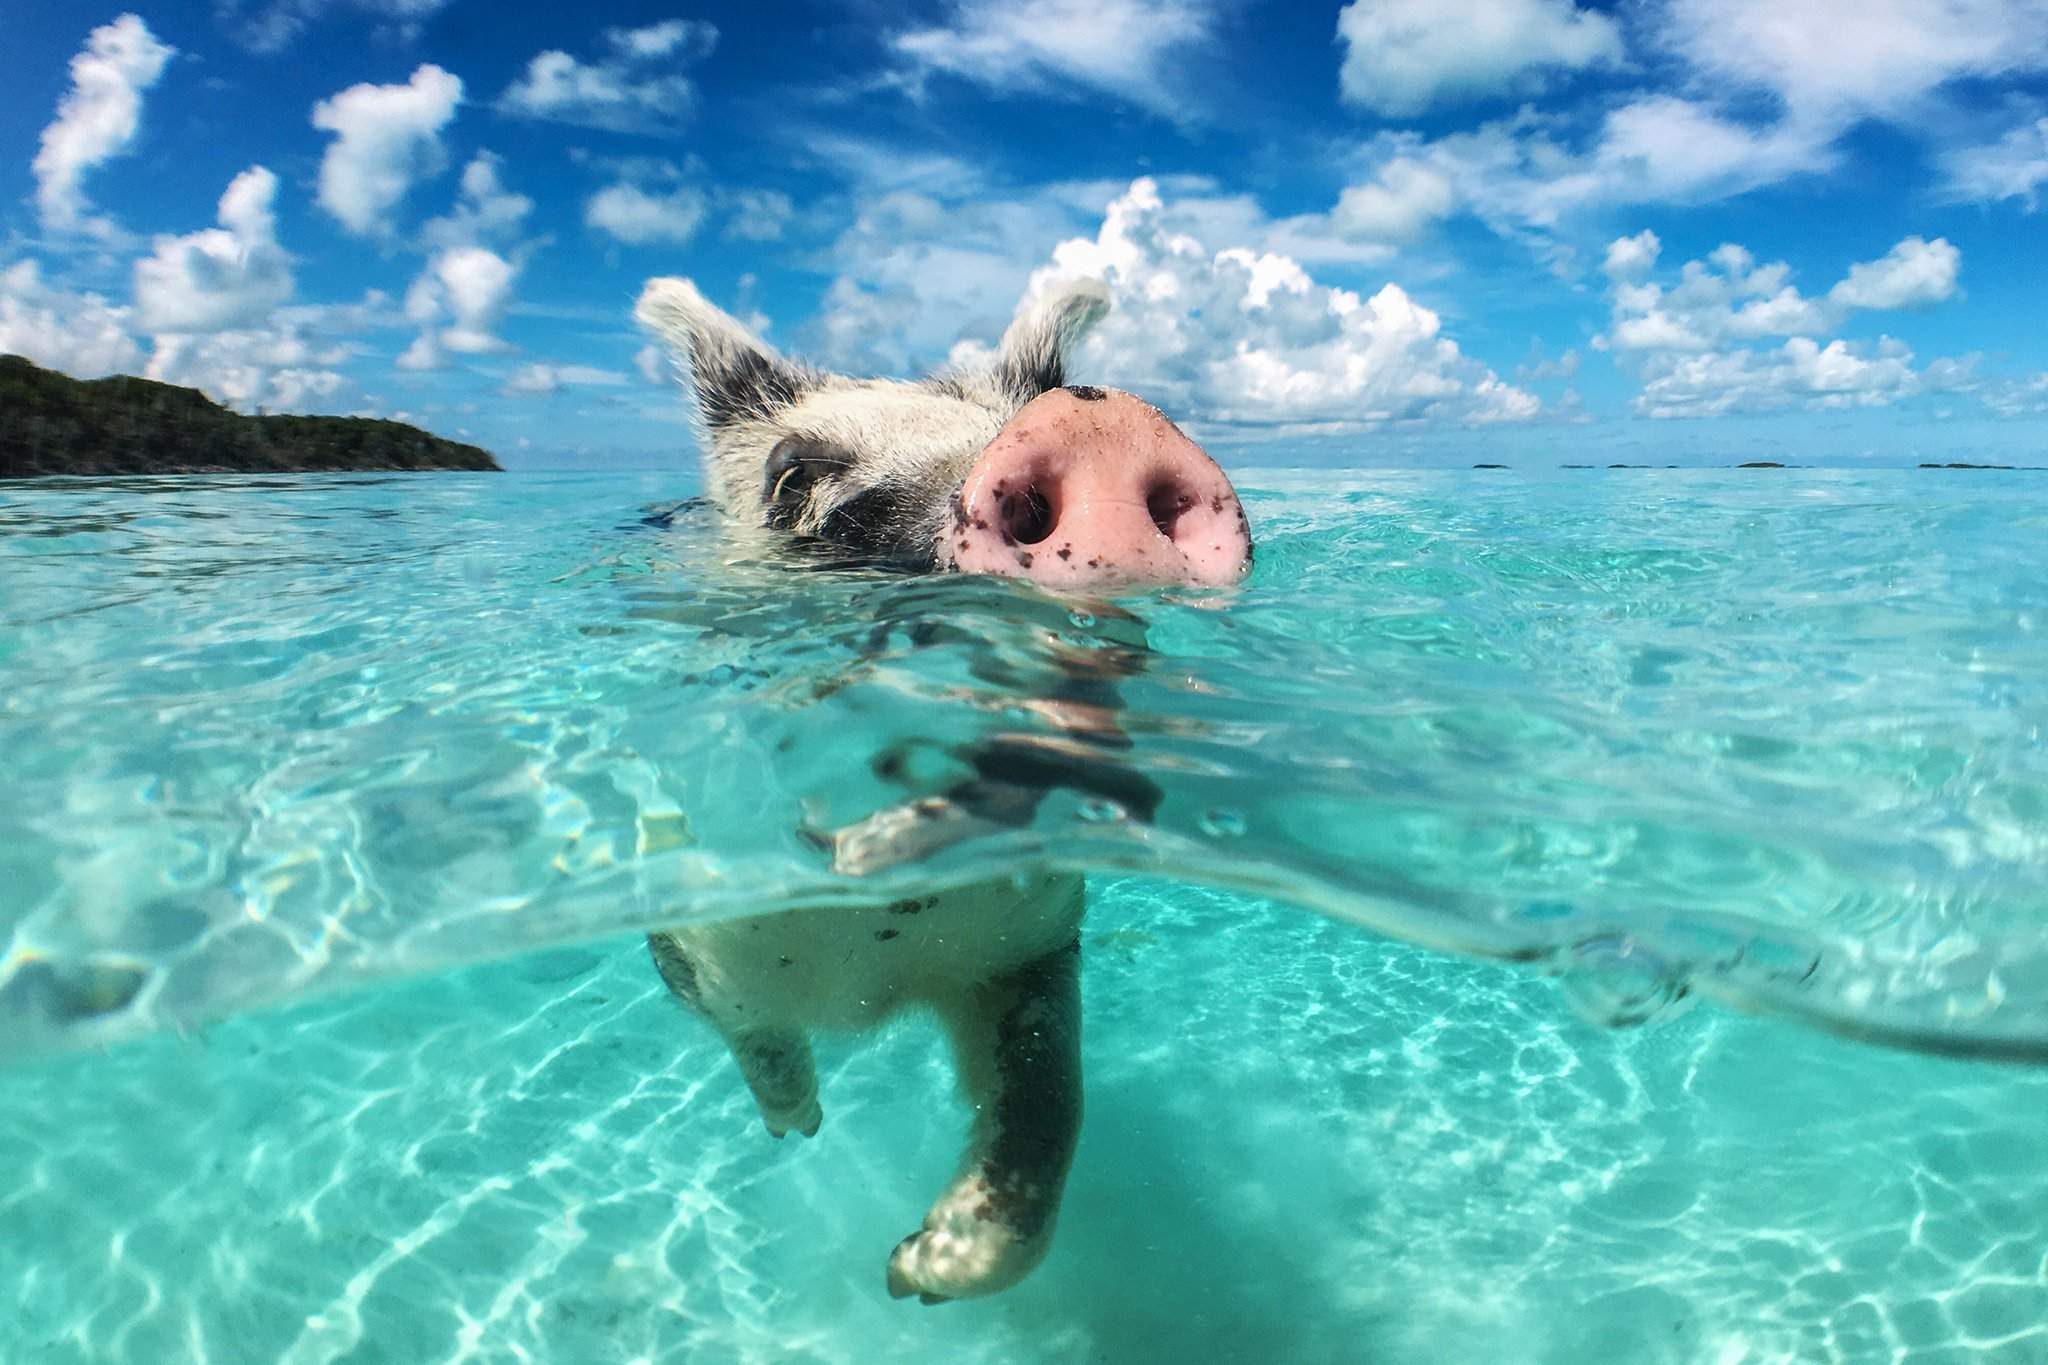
[2,468,2043,1058]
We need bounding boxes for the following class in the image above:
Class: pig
[632,276,1252,1304]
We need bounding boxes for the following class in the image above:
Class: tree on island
[0,354,500,477]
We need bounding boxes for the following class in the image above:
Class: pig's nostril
[998,483,1056,544]
[1147,482,1196,539]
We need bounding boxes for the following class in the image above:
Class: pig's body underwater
[634,275,1252,1303]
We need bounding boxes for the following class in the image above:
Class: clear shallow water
[2,878,2044,1364]
[1,469,2044,1057]
[2,468,2047,1360]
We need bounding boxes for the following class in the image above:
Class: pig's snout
[949,387,1251,588]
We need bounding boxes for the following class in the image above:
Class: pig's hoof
[883,1213,1042,1303]
[828,798,987,876]
[761,1096,822,1140]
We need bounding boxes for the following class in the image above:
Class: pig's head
[635,277,1251,589]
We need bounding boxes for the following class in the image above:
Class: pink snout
[949,387,1251,588]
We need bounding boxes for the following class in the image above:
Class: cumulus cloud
[1603,229,1660,278]
[1601,234,1960,357]
[311,64,462,236]
[1939,115,2048,208]
[420,154,534,252]
[32,14,176,236]
[397,247,519,368]
[132,167,295,334]
[893,0,1214,117]
[501,362,630,397]
[146,316,351,413]
[1335,0,1623,116]
[1600,233,1968,417]
[585,184,708,245]
[0,261,143,378]
[396,156,537,370]
[1329,158,1455,242]
[1828,236,1962,311]
[1004,180,1537,428]
[498,21,716,133]
[1632,337,1926,418]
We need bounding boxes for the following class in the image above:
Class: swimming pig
[634,276,1251,1303]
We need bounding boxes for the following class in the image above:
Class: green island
[1,354,500,477]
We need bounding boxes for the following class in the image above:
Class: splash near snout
[949,387,1252,588]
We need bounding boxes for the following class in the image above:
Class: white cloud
[398,246,519,368]
[1656,0,2048,125]
[1601,233,1969,417]
[0,261,143,378]
[1603,229,1660,278]
[32,14,176,236]
[132,167,295,334]
[1939,116,2048,208]
[501,362,630,397]
[794,132,990,197]
[1371,0,2048,254]
[1330,158,1455,242]
[1828,236,1962,311]
[221,0,456,52]
[1634,337,1925,418]
[311,64,462,236]
[723,189,795,242]
[144,307,354,413]
[498,21,716,133]
[1978,370,2048,418]
[1009,179,1537,428]
[420,154,534,251]
[1602,234,1961,357]
[1374,100,1837,245]
[633,344,667,385]
[1591,97,1831,202]
[1335,0,1623,116]
[893,0,1214,117]
[607,19,710,59]
[808,185,1098,374]
[585,184,708,245]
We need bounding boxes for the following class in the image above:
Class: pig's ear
[993,278,1110,403]
[635,277,807,429]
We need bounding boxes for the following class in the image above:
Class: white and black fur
[635,276,1135,1303]
[634,276,1107,569]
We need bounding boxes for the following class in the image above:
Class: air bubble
[1556,932,1692,1030]
[1077,798,1125,823]
[1200,807,1247,838]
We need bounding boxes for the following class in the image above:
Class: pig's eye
[762,435,852,529]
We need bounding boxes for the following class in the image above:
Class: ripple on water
[1,469,2045,1065]
[0,879,2042,1363]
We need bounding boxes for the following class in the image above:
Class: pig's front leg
[887,938,1083,1303]
[648,932,822,1139]
[729,1026,823,1139]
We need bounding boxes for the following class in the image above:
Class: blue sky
[3,0,2046,470]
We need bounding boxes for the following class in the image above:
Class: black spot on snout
[1063,385,1106,401]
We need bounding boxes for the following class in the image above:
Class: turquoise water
[2,469,2046,1359]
